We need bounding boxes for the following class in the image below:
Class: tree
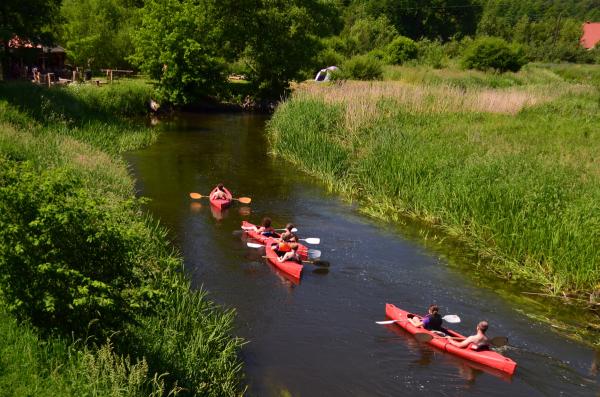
[129,0,235,104]
[461,36,526,72]
[60,0,138,69]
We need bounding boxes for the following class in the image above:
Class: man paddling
[447,321,490,350]
[211,183,228,200]
[408,304,447,334]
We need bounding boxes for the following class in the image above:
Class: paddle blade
[414,333,434,343]
[237,197,252,204]
[375,320,400,325]
[189,192,204,200]
[275,228,298,232]
[246,242,264,249]
[311,260,329,267]
[490,336,508,347]
[308,249,321,258]
[302,237,320,245]
[442,315,461,324]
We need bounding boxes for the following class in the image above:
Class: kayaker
[408,304,446,333]
[278,243,302,264]
[279,223,297,242]
[447,321,490,350]
[254,217,276,237]
[211,183,228,200]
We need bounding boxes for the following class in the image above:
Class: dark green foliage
[339,54,383,80]
[60,0,138,69]
[417,39,446,68]
[461,37,526,72]
[385,36,418,65]
[340,15,398,55]
[0,159,163,337]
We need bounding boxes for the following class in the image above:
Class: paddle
[299,237,320,245]
[414,332,508,347]
[246,243,321,259]
[261,255,330,268]
[376,314,461,325]
[189,192,252,204]
[241,225,298,233]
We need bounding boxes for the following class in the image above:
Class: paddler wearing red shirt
[211,183,228,200]
[278,242,302,264]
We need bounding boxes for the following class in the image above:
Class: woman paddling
[408,304,447,334]
[253,217,276,237]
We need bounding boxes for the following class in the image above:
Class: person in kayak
[408,304,446,333]
[447,321,490,350]
[278,242,302,264]
[278,223,297,242]
[211,183,228,200]
[253,217,276,237]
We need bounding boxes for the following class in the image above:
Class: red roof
[581,22,600,49]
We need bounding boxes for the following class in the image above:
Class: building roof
[581,22,600,49]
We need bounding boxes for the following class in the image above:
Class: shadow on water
[127,112,600,397]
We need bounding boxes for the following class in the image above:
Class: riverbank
[0,80,244,395]
[268,64,600,341]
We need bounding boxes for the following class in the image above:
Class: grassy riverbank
[268,64,600,305]
[0,81,244,395]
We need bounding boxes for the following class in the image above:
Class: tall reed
[268,66,600,298]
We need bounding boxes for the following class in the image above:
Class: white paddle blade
[302,237,320,245]
[308,249,321,258]
[246,242,264,248]
[274,227,298,232]
[375,320,400,325]
[442,315,461,324]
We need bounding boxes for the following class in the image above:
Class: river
[126,112,599,397]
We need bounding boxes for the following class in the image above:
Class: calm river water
[127,113,599,397]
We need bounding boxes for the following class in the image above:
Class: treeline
[3,0,600,101]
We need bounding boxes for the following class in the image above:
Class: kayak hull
[209,187,232,210]
[385,303,517,375]
[264,238,303,280]
[242,221,309,259]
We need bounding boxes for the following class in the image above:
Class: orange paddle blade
[189,192,205,200]
[237,197,252,204]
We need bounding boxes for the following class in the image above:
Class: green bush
[0,159,163,338]
[385,36,418,65]
[417,39,447,68]
[461,37,526,72]
[338,55,383,80]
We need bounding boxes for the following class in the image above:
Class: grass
[0,80,245,395]
[268,64,600,302]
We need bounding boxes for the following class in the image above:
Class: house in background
[1,36,66,80]
[581,22,600,49]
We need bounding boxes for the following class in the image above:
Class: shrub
[337,55,383,80]
[385,36,418,65]
[417,39,446,68]
[461,37,526,72]
[341,16,398,55]
[0,159,164,338]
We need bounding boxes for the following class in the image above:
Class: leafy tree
[337,54,383,80]
[461,36,526,72]
[60,0,137,69]
[0,159,164,337]
[129,0,234,104]
[243,0,337,99]
[340,15,398,55]
[385,36,418,65]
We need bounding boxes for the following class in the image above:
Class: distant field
[268,64,600,299]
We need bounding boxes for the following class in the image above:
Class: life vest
[278,242,292,252]
[424,313,443,331]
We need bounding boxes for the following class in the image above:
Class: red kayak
[209,186,232,210]
[385,303,517,375]
[264,238,303,280]
[241,221,309,259]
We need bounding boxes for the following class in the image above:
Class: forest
[3,0,599,103]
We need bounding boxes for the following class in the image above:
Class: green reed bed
[268,67,600,301]
[0,81,244,395]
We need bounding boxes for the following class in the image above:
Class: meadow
[268,64,600,301]
[0,80,244,396]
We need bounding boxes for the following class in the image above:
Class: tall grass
[269,65,600,299]
[0,81,245,395]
